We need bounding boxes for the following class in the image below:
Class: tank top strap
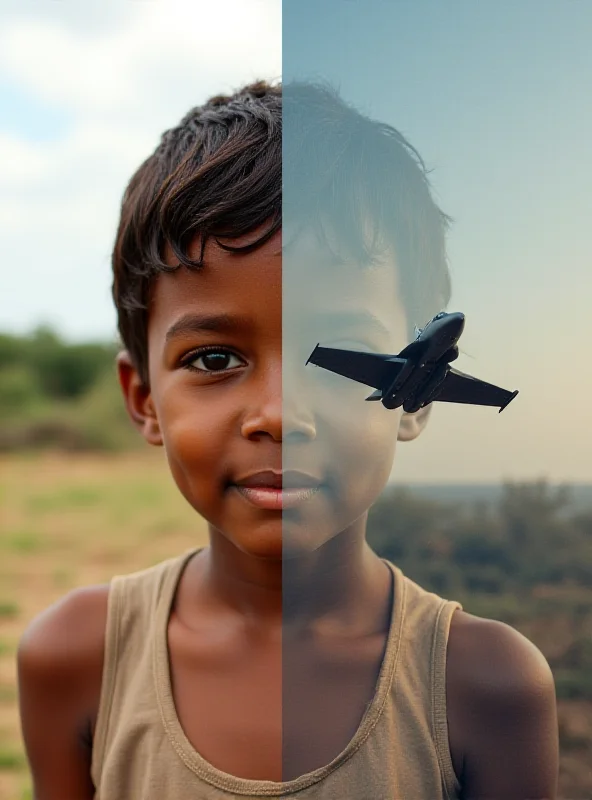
[431,596,463,798]
[389,564,463,799]
[91,549,201,785]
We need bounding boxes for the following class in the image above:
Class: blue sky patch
[0,78,71,142]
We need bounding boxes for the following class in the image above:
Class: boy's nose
[282,394,317,441]
[240,399,316,442]
[282,360,318,441]
[240,364,317,442]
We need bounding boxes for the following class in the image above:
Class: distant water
[394,483,592,512]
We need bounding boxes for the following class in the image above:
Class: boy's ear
[397,403,433,442]
[116,351,163,447]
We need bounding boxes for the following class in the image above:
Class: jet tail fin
[365,389,383,401]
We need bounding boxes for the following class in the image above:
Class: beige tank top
[91,548,462,799]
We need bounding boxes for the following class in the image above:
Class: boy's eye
[183,348,244,373]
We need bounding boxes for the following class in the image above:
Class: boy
[17,81,558,799]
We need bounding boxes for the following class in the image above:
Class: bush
[24,327,119,400]
[0,365,44,417]
[0,327,137,452]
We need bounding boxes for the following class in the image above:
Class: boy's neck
[191,524,392,637]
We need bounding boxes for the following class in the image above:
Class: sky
[284,0,592,484]
[0,1,590,482]
[0,0,281,337]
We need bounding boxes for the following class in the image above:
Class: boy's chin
[281,515,346,560]
[220,518,349,562]
[223,523,284,562]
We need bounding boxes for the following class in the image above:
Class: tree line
[0,327,133,451]
[368,481,592,701]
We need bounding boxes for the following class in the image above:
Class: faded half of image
[280,2,591,799]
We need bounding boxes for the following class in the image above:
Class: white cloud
[0,0,281,116]
[0,0,281,339]
[0,133,54,184]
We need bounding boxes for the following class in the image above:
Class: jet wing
[306,345,405,389]
[433,367,518,412]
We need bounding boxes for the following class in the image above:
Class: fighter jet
[305,311,518,413]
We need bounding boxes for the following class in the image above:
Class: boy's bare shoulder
[447,609,555,701]
[446,610,558,797]
[18,585,110,799]
[18,583,110,701]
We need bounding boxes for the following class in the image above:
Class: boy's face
[118,226,429,560]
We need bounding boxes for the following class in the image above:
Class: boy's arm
[17,585,109,800]
[447,611,559,800]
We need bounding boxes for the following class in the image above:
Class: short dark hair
[112,80,450,386]
[282,81,451,331]
[112,80,281,386]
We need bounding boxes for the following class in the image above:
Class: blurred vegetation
[368,481,592,704]
[0,327,139,452]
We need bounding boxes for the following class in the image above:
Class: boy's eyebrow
[165,313,247,342]
[165,311,392,342]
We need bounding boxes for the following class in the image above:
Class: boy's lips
[231,470,323,510]
[233,470,322,489]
